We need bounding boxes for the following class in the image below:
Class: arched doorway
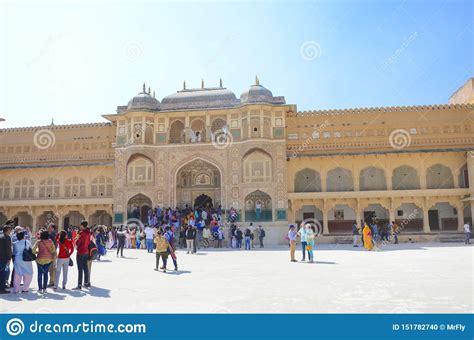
[194,194,213,209]
[90,210,113,226]
[176,159,221,209]
[244,190,272,222]
[64,211,85,228]
[127,194,152,224]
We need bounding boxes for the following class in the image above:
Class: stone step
[439,233,467,242]
[334,236,354,244]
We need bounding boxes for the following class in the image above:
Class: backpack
[88,240,98,260]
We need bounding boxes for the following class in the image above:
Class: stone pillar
[355,199,362,229]
[354,168,360,191]
[288,200,296,225]
[389,198,396,225]
[322,200,329,235]
[419,164,427,189]
[422,198,431,233]
[456,201,465,231]
[321,171,327,192]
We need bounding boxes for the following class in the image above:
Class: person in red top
[54,230,74,290]
[73,221,91,290]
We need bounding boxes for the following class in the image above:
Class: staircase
[438,232,467,243]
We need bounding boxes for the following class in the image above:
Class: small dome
[240,84,274,103]
[127,84,160,110]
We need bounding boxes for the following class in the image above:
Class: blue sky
[0,0,472,127]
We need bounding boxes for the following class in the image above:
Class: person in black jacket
[0,226,13,294]
[235,227,243,249]
[258,225,265,248]
[185,225,196,254]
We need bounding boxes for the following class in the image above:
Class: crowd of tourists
[0,202,269,295]
[1,207,471,294]
[0,220,106,295]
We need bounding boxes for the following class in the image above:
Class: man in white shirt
[464,222,471,245]
[144,226,156,253]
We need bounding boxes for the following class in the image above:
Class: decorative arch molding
[126,152,155,166]
[171,154,225,180]
[359,199,391,212]
[170,155,225,208]
[241,146,274,161]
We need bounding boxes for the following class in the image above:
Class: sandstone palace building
[0,77,473,243]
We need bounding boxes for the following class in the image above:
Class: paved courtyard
[1,243,472,314]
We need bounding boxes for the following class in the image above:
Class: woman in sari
[363,223,373,251]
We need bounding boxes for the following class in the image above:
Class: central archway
[176,159,221,209]
[127,193,152,224]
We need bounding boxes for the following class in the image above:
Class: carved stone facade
[0,78,473,244]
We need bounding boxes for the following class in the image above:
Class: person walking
[464,222,471,245]
[392,221,400,244]
[164,226,178,271]
[12,230,33,293]
[73,221,91,290]
[363,223,374,251]
[47,224,57,287]
[185,226,196,254]
[154,230,170,272]
[288,225,297,262]
[257,225,265,248]
[32,230,56,294]
[0,226,12,294]
[352,222,359,247]
[306,225,315,263]
[297,223,309,261]
[54,230,74,290]
[95,227,107,261]
[116,226,127,257]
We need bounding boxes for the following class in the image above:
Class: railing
[244,210,273,222]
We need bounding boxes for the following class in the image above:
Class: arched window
[39,178,60,198]
[294,169,321,192]
[169,120,185,143]
[127,156,154,185]
[91,176,113,197]
[326,168,354,192]
[426,164,454,189]
[65,177,86,198]
[392,165,420,190]
[359,167,387,191]
[0,180,10,199]
[243,150,272,183]
[14,178,35,199]
[211,118,227,133]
